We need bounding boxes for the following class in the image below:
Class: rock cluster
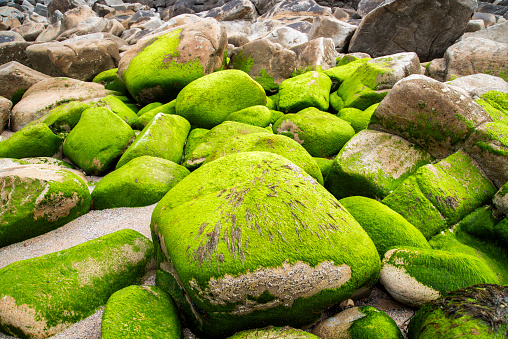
[1,0,508,337]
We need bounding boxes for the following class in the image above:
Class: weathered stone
[260,0,332,21]
[0,41,34,68]
[204,0,258,21]
[357,0,384,17]
[465,19,485,32]
[0,97,12,133]
[61,4,96,31]
[447,74,508,98]
[47,0,87,18]
[11,20,45,41]
[0,31,25,44]
[56,17,124,41]
[423,57,446,82]
[265,26,308,49]
[308,16,357,52]
[0,7,23,30]
[292,37,337,73]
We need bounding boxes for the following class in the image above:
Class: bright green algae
[228,326,319,338]
[101,285,182,339]
[348,306,403,339]
[338,103,379,133]
[324,58,371,89]
[0,123,63,159]
[135,100,177,130]
[225,105,272,128]
[313,157,333,180]
[137,102,163,117]
[116,113,190,169]
[340,196,430,257]
[94,95,139,128]
[151,152,380,338]
[278,71,332,113]
[93,68,127,95]
[42,101,90,133]
[0,229,154,338]
[92,155,189,210]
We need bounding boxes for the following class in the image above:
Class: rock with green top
[225,105,272,127]
[63,107,135,176]
[101,285,182,339]
[137,102,163,117]
[0,123,63,159]
[151,151,381,337]
[314,157,333,180]
[183,121,271,170]
[465,122,508,188]
[94,95,139,128]
[325,130,434,200]
[382,151,496,239]
[493,182,508,218]
[380,247,499,307]
[371,74,492,159]
[0,163,91,247]
[229,38,297,93]
[312,306,403,339]
[272,107,355,158]
[175,69,266,129]
[229,326,319,338]
[0,229,154,338]
[92,68,127,95]
[41,101,90,133]
[324,57,371,89]
[135,100,177,130]
[474,91,508,124]
[118,18,227,104]
[338,103,378,133]
[278,71,332,113]
[116,113,190,169]
[92,156,189,210]
[203,132,324,184]
[407,284,508,338]
[340,196,430,257]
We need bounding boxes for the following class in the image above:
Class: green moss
[225,105,272,127]
[313,157,333,180]
[230,50,254,74]
[278,71,332,113]
[268,110,283,125]
[0,229,154,338]
[337,107,371,133]
[137,102,163,117]
[0,123,63,159]
[255,69,279,93]
[135,100,177,130]
[11,88,26,105]
[95,95,139,128]
[457,206,497,240]
[472,122,508,156]
[495,218,508,248]
[42,101,90,132]
[349,306,403,339]
[329,91,344,113]
[93,68,127,95]
[228,326,320,338]
[324,58,371,90]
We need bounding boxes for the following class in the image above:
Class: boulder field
[0,0,508,337]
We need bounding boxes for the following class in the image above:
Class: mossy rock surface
[313,157,333,180]
[408,284,508,339]
[225,105,272,128]
[324,58,371,89]
[63,107,135,176]
[183,121,271,170]
[92,155,189,210]
[229,326,319,338]
[340,196,430,257]
[380,247,499,307]
[278,71,332,113]
[326,130,434,200]
[204,132,323,185]
[92,68,127,95]
[137,102,163,117]
[101,285,182,339]
[312,306,403,339]
[0,123,63,159]
[42,101,90,133]
[94,95,139,128]
[176,69,266,129]
[493,181,508,218]
[136,100,177,130]
[382,151,496,239]
[0,229,155,338]
[477,91,508,124]
[0,164,91,248]
[329,91,344,112]
[151,151,380,338]
[272,107,354,158]
[117,113,190,169]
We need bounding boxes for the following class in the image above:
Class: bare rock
[265,25,308,49]
[424,57,446,82]
[0,7,23,31]
[0,41,34,67]
[0,96,12,133]
[47,0,87,18]
[204,0,258,21]
[0,31,25,44]
[0,61,52,102]
[260,0,332,21]
[62,5,97,31]
[357,0,383,17]
[11,20,45,41]
[308,15,357,52]
[461,20,508,43]
[447,73,508,98]
[293,37,337,73]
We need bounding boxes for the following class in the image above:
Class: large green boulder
[324,58,371,89]
[92,156,190,210]
[272,107,355,158]
[408,284,507,339]
[63,107,135,176]
[229,326,319,338]
[92,68,127,95]
[203,133,324,185]
[151,152,380,337]
[135,100,177,130]
[116,113,190,169]
[325,130,434,200]
[182,121,271,170]
[379,247,499,307]
[382,151,497,239]
[225,105,272,128]
[175,69,266,129]
[118,18,227,104]
[340,196,430,257]
[0,229,155,338]
[0,123,63,159]
[0,164,91,248]
[101,285,182,339]
[94,94,139,128]
[41,101,91,133]
[278,71,332,113]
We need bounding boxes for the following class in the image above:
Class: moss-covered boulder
[312,306,403,339]
[229,326,319,338]
[101,285,182,339]
[63,107,135,176]
[379,247,499,307]
[314,157,333,180]
[183,121,271,170]
[340,196,430,257]
[370,74,491,159]
[94,94,139,128]
[137,102,163,117]
[116,113,190,169]
[135,100,177,130]
[0,164,91,247]
[92,68,127,95]
[175,69,266,129]
[407,284,508,339]
[118,18,227,104]
[0,123,63,159]
[324,57,371,89]
[0,229,154,338]
[338,104,378,133]
[278,71,332,113]
[203,133,324,185]
[92,156,189,210]
[325,130,434,200]
[493,182,508,218]
[272,107,354,158]
[41,101,90,133]
[151,152,380,337]
[382,151,497,239]
[476,91,508,124]
[225,105,272,128]
[465,122,508,188]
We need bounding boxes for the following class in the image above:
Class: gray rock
[11,20,45,41]
[204,0,258,21]
[461,20,508,43]
[447,73,508,98]
[0,6,23,30]
[465,19,485,32]
[260,0,332,20]
[33,3,47,16]
[0,41,34,67]
[292,37,337,73]
[308,15,357,52]
[357,0,383,17]
[265,25,308,49]
[0,96,12,133]
[473,11,497,27]
[0,31,25,44]
[0,61,51,102]
[423,57,446,82]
